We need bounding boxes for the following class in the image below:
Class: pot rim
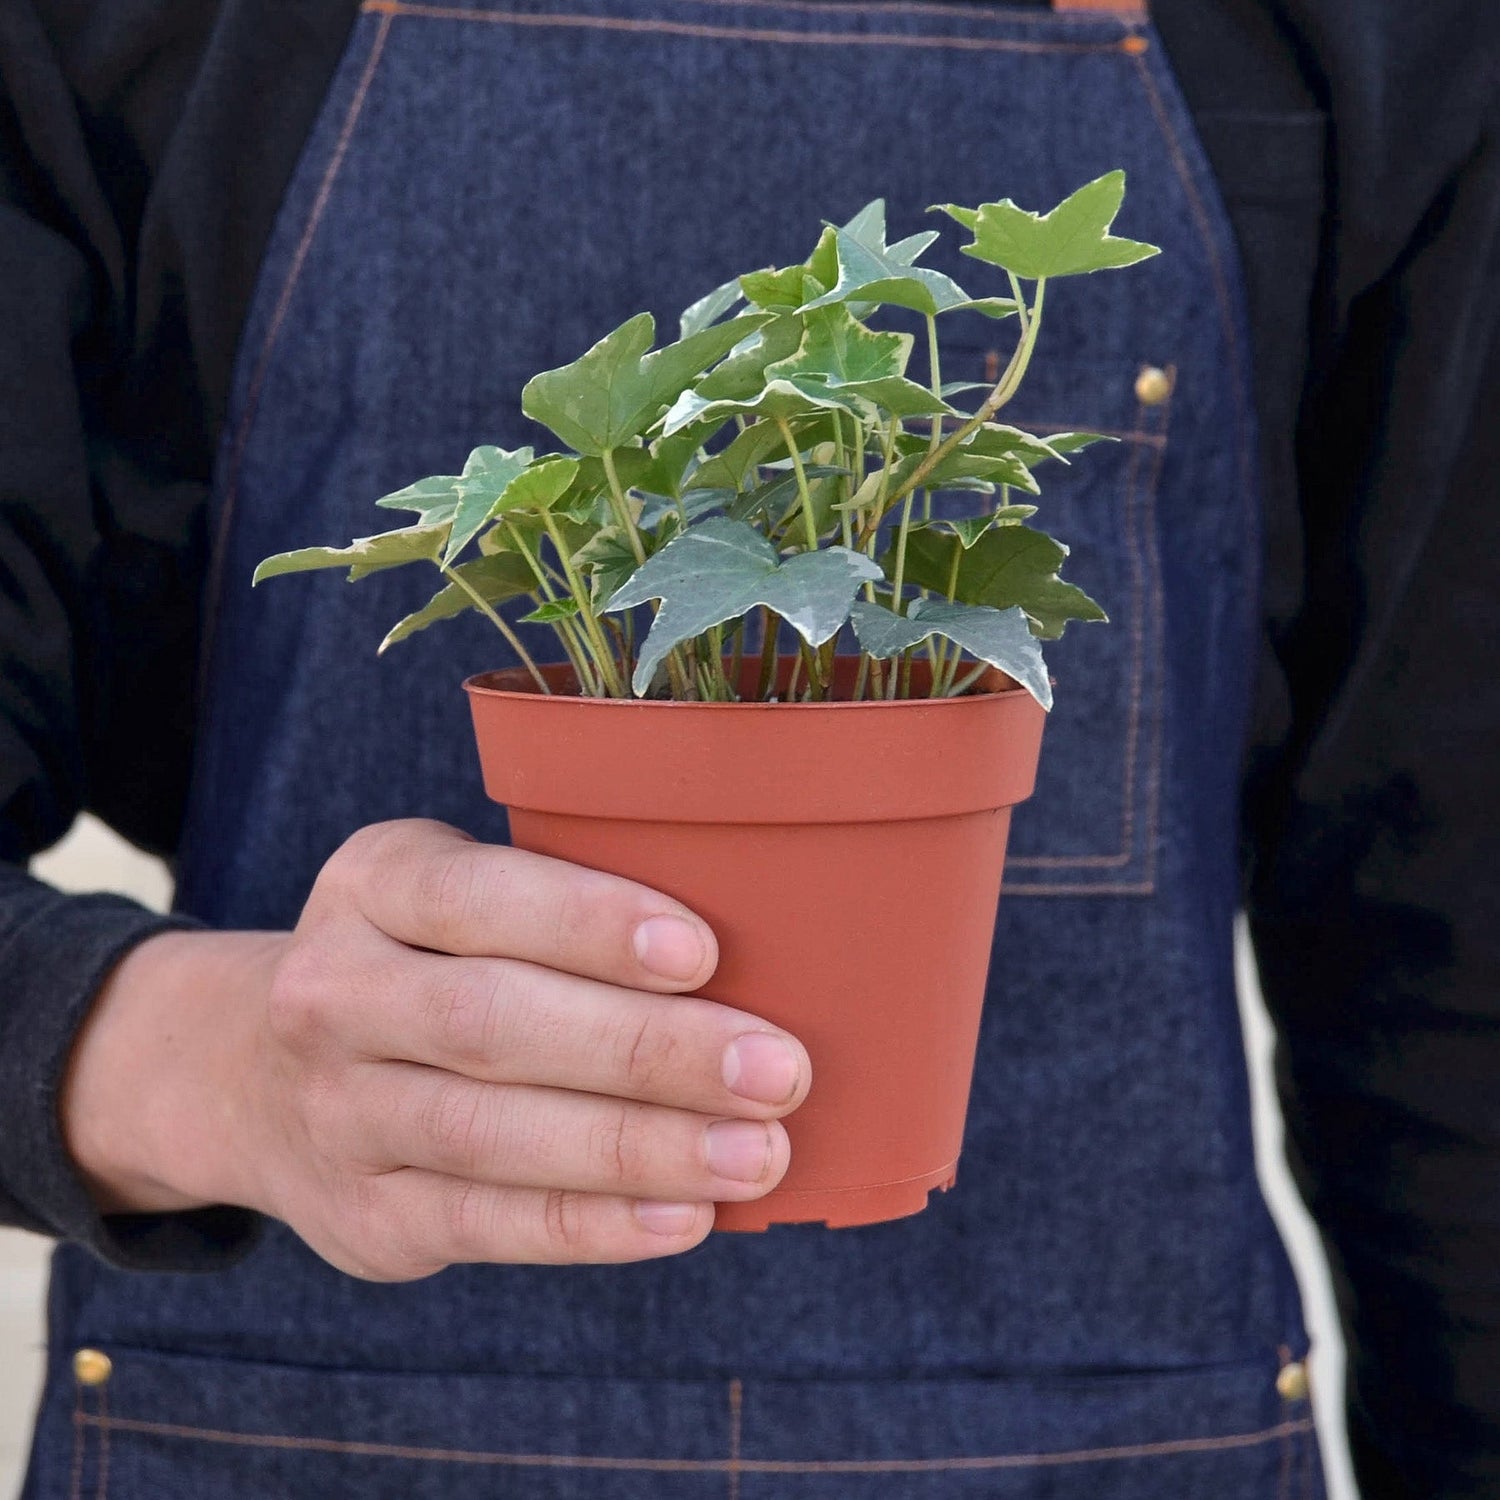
[464,657,1037,712]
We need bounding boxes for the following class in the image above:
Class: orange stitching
[727,1378,743,1500]
[95,1383,109,1500]
[1008,385,1169,888]
[82,1410,1314,1471]
[1115,396,1150,859]
[363,1,1135,54]
[522,0,1145,25]
[1136,377,1171,891]
[1005,879,1154,896]
[69,1380,84,1500]
[199,12,393,699]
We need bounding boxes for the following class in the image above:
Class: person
[0,0,1495,1495]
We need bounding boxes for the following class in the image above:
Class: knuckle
[442,1176,496,1256]
[617,1009,682,1097]
[541,1187,591,1255]
[265,944,336,1052]
[588,1102,649,1188]
[422,966,509,1068]
[340,1177,440,1282]
[419,1083,494,1171]
[412,844,488,941]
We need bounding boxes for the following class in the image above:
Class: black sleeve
[1238,4,1500,1495]
[0,0,354,1268]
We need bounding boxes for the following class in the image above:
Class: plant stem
[601,448,648,565]
[756,607,780,701]
[502,522,599,695]
[947,659,991,697]
[541,512,625,697]
[861,277,1049,540]
[439,564,551,694]
[776,416,821,553]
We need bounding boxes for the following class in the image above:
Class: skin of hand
[60,819,811,1279]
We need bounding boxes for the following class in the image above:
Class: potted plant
[254,172,1157,1231]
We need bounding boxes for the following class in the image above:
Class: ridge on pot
[466,656,1046,1230]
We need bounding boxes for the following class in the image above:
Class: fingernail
[722,1032,802,1105]
[704,1120,773,1183]
[632,916,707,982]
[633,1200,701,1236]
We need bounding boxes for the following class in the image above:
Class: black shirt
[1,2,1497,1494]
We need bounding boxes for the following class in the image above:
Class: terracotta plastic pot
[464,656,1046,1231]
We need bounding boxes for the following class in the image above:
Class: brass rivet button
[72,1348,113,1387]
[1134,365,1173,405]
[1276,1360,1310,1402]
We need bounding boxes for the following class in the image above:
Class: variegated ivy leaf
[521,311,770,455]
[884,443,1043,497]
[604,518,883,695]
[797,200,1017,320]
[725,464,845,528]
[252,523,447,585]
[848,597,1052,709]
[377,552,536,652]
[678,276,745,339]
[372,474,463,523]
[572,525,644,607]
[660,377,878,439]
[445,445,534,563]
[518,597,582,626]
[933,172,1159,281]
[637,489,733,531]
[765,302,909,387]
[887,524,1106,640]
[691,316,805,404]
[739,265,824,312]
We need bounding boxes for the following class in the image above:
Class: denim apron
[25,1,1325,1494]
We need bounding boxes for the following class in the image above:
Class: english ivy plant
[255,171,1158,708]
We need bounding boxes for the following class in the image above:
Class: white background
[1,816,1356,1497]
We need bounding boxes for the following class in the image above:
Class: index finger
[322,820,718,992]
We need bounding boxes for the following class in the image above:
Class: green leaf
[445,445,534,563]
[253,523,447,585]
[372,474,462,523]
[643,417,724,499]
[725,464,845,528]
[679,276,744,339]
[572,525,642,607]
[691,315,805,403]
[993,503,1040,524]
[518,597,582,625]
[377,552,537,652]
[661,376,876,438]
[686,418,800,492]
[767,301,909,385]
[849,598,1052,709]
[604,517,882,695]
[740,265,820,311]
[521,311,770,454]
[889,524,1107,639]
[934,171,1160,280]
[931,516,998,549]
[638,488,732,531]
[1038,430,1111,458]
[800,225,977,318]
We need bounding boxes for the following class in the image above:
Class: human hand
[62,819,810,1277]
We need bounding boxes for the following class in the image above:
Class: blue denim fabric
[26,1,1323,1493]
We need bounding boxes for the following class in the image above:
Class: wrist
[61,928,287,1217]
